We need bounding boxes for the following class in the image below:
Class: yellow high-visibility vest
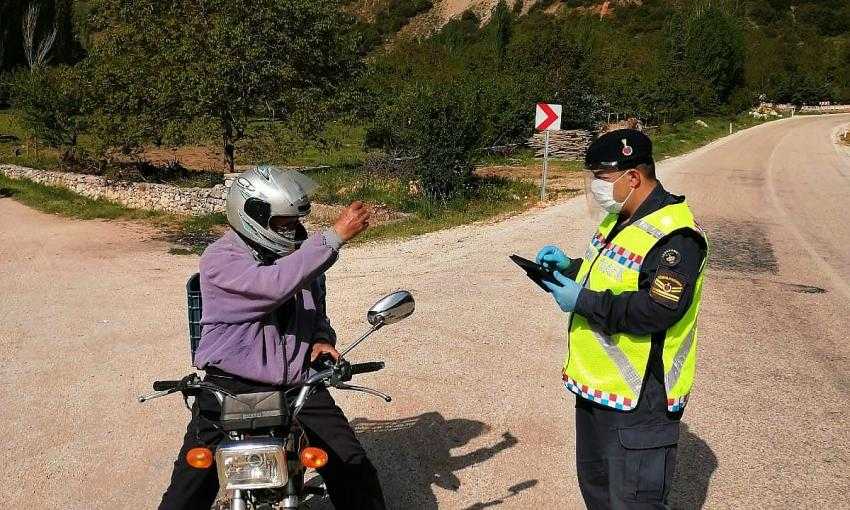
[563,202,708,412]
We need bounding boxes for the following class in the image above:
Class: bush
[9,65,88,160]
[368,77,484,201]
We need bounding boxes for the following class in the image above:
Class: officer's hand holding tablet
[510,248,582,312]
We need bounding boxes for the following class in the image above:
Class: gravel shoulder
[1,114,849,509]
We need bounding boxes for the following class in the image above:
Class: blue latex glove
[535,245,571,272]
[542,271,582,313]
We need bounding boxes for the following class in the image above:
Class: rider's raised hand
[333,201,370,243]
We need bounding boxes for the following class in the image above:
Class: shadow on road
[670,422,718,509]
[461,479,539,509]
[308,411,523,509]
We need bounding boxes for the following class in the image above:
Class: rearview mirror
[367,291,414,326]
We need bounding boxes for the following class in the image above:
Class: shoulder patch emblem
[650,268,686,309]
[661,249,681,267]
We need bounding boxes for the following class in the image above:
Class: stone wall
[799,105,850,114]
[0,163,234,216]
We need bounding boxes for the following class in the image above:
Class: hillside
[354,0,850,40]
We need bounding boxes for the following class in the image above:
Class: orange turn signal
[186,447,214,469]
[300,446,329,469]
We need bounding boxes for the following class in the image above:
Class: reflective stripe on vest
[564,201,707,412]
[664,327,696,392]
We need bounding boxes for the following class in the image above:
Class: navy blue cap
[584,129,653,172]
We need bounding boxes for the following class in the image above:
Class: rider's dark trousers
[158,373,386,510]
[574,373,682,510]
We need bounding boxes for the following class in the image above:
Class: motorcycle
[139,288,415,510]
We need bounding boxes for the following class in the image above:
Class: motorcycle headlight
[215,438,288,490]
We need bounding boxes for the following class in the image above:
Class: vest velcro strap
[591,329,643,396]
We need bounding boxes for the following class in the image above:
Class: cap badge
[621,139,633,157]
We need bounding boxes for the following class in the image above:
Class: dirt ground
[2,114,850,509]
[477,164,584,193]
[141,146,230,173]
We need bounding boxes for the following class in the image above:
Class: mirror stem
[338,321,384,360]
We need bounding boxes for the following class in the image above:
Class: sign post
[542,130,551,200]
[535,103,562,200]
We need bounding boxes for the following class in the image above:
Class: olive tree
[87,0,362,170]
[10,64,90,161]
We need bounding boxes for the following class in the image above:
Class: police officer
[536,129,708,509]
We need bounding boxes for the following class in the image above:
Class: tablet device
[510,254,560,292]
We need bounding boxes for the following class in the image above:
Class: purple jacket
[193,230,341,385]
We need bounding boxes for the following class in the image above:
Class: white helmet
[226,166,317,257]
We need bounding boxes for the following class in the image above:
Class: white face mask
[590,171,634,214]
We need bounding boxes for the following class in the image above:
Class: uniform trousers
[575,374,683,510]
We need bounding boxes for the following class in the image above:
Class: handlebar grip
[349,362,385,375]
[153,380,181,391]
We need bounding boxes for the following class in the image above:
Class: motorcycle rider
[158,165,385,510]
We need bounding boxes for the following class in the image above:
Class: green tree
[10,64,89,160]
[492,0,513,68]
[87,0,362,170]
[665,3,745,110]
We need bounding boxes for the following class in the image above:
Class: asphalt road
[1,114,849,509]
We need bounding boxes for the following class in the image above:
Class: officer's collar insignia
[621,138,633,157]
[661,249,681,267]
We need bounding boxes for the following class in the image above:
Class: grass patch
[356,178,537,243]
[652,114,781,160]
[0,172,227,253]
[306,164,538,243]
[309,164,419,211]
[0,110,60,171]
[0,172,162,220]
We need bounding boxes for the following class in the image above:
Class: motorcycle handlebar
[144,361,385,405]
[152,380,181,391]
[349,362,385,375]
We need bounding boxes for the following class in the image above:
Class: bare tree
[22,2,57,70]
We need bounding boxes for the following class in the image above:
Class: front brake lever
[138,389,173,403]
[329,360,353,386]
[336,383,392,402]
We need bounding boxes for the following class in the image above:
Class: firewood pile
[529,129,593,159]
